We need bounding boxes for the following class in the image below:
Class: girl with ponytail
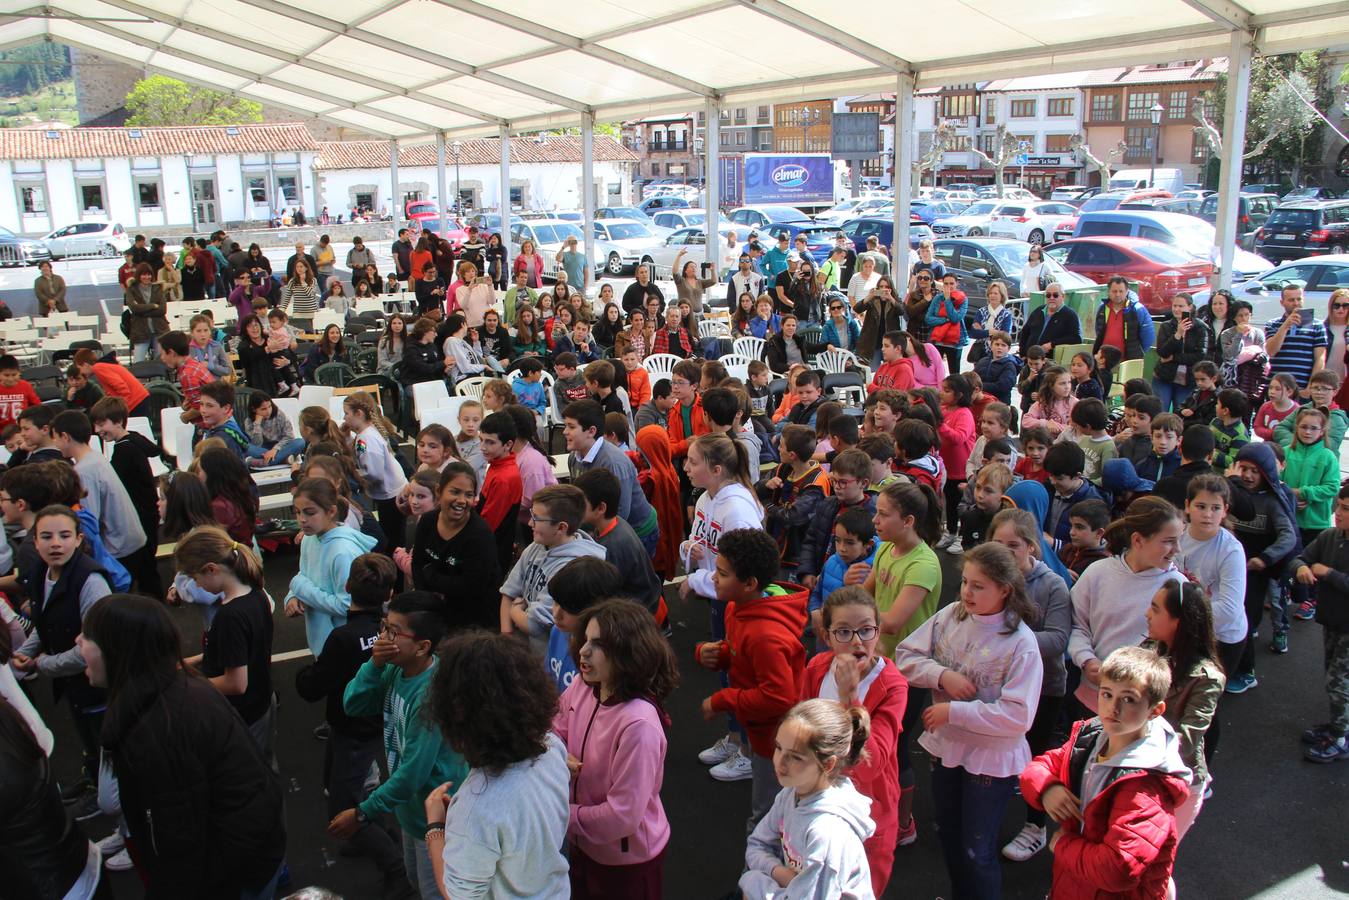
[682,432,764,780]
[740,698,875,900]
[175,525,276,758]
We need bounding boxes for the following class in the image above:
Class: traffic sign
[1015,154,1029,166]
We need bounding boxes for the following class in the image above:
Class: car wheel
[606,253,623,276]
[1028,229,1045,245]
[101,243,118,258]
[967,228,982,236]
[1332,244,1346,255]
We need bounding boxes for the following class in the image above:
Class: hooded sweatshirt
[1022,717,1190,900]
[702,583,808,758]
[868,358,914,393]
[552,678,670,866]
[1024,559,1072,697]
[1003,480,1075,585]
[1282,436,1340,531]
[1068,556,1186,711]
[288,524,378,655]
[502,532,606,645]
[1229,442,1300,569]
[740,779,877,900]
[896,605,1043,777]
[683,482,763,600]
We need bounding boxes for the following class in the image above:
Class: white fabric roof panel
[3,0,1349,141]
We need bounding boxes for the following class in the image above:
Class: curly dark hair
[569,599,679,704]
[426,631,558,774]
[715,528,780,590]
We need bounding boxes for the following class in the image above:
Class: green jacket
[1273,403,1349,456]
[1282,438,1341,530]
[343,658,468,835]
[1144,640,1224,786]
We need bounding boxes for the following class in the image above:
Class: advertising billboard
[743,153,833,205]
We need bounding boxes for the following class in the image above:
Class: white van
[1109,168,1186,195]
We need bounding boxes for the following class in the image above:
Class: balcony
[648,140,688,152]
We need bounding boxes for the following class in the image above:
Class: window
[950,134,971,152]
[277,175,299,206]
[758,136,772,151]
[757,105,769,123]
[1047,97,1074,117]
[79,183,105,212]
[136,180,161,208]
[1124,125,1154,162]
[736,132,746,146]
[719,110,730,123]
[650,163,660,175]
[734,108,746,123]
[1015,135,1036,152]
[983,98,997,125]
[1090,93,1118,122]
[696,111,705,125]
[1168,90,1189,121]
[941,93,978,119]
[1010,99,1036,118]
[247,176,267,204]
[19,184,46,214]
[979,133,996,154]
[1192,132,1212,163]
[1045,134,1073,153]
[1127,91,1160,120]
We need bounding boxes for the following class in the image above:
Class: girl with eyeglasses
[801,584,907,896]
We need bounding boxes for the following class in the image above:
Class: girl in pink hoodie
[553,598,679,898]
[938,372,978,548]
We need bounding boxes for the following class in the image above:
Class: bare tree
[912,120,957,194]
[1192,68,1318,160]
[1070,134,1127,187]
[969,124,1022,197]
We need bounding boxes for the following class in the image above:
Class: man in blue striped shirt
[1265,284,1327,391]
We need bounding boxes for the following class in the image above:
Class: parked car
[727,205,812,229]
[910,200,968,224]
[1242,183,1284,196]
[404,201,469,247]
[41,221,130,259]
[836,217,933,255]
[508,219,614,280]
[1109,168,1186,195]
[1173,189,1215,201]
[987,201,1080,244]
[977,186,1038,201]
[931,200,1014,237]
[1050,190,1175,242]
[1044,236,1213,312]
[815,196,890,225]
[1154,198,1205,216]
[932,237,1097,309]
[591,219,668,275]
[1282,186,1339,202]
[596,206,653,222]
[637,195,690,214]
[648,225,741,279]
[1070,209,1273,280]
[1192,255,1349,322]
[0,224,51,267]
[1050,185,1091,201]
[1198,192,1277,249]
[1254,200,1349,262]
[649,208,706,231]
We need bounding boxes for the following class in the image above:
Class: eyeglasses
[1046,292,1063,298]
[672,378,691,387]
[528,513,560,525]
[829,305,844,311]
[379,620,415,640]
[1334,303,1349,310]
[829,625,879,643]
[829,475,858,487]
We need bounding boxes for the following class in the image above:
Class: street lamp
[450,139,462,220]
[1148,102,1164,189]
[799,105,821,153]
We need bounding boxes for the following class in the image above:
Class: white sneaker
[934,531,956,550]
[709,750,754,782]
[945,538,965,555]
[1001,823,1047,861]
[698,735,738,766]
[95,832,125,856]
[104,848,135,872]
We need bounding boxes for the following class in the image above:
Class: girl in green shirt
[862,480,944,846]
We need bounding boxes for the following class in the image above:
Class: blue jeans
[402,832,439,900]
[247,437,306,465]
[132,337,158,362]
[930,763,1017,900]
[1151,378,1194,414]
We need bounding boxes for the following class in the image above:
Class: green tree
[124,75,262,126]
[0,44,70,96]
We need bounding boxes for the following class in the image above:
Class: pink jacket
[552,677,670,865]
[1023,395,1078,431]
[516,444,558,508]
[938,404,977,482]
[909,342,947,389]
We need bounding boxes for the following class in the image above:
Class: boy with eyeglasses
[806,507,879,648]
[797,449,877,595]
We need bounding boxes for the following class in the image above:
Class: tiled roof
[315,135,638,169]
[982,72,1093,92]
[0,123,319,159]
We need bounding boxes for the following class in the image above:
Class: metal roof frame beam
[1252,0,1349,26]
[229,0,586,114]
[430,0,719,98]
[732,0,913,73]
[1178,0,1252,30]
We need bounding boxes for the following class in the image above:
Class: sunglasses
[1335,303,1349,310]
[829,305,844,311]
[1046,292,1063,298]
[916,275,932,282]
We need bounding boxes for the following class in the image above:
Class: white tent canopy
[1,0,1346,141]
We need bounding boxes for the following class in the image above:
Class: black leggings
[944,478,964,535]
[899,685,929,789]
[1237,569,1273,677]
[939,344,963,377]
[1024,694,1065,826]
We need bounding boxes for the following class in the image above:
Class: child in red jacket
[1020,646,1191,900]
[0,354,40,429]
[696,528,807,832]
[801,585,906,896]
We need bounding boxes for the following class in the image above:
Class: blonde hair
[988,508,1042,560]
[1100,645,1172,706]
[780,698,871,782]
[343,391,397,444]
[690,433,761,513]
[173,525,265,589]
[975,461,1015,494]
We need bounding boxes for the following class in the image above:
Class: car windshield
[679,212,706,225]
[1199,196,1220,215]
[983,242,1038,274]
[0,226,15,239]
[825,200,859,214]
[761,206,807,222]
[797,228,839,243]
[1266,209,1318,229]
[1079,196,1124,212]
[604,223,655,240]
[959,202,999,217]
[1133,243,1197,265]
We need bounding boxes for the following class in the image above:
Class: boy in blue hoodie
[807,507,877,648]
[1226,442,1300,694]
[543,556,623,692]
[1044,441,1107,551]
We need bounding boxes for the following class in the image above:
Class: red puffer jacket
[1020,717,1190,900]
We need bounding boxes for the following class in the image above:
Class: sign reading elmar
[743,153,834,205]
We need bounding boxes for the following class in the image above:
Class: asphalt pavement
[27,546,1349,900]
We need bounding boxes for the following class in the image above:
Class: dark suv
[1255,200,1349,262]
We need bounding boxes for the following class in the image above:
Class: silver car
[931,201,1013,237]
[508,219,617,281]
[591,218,669,276]
[1192,254,1349,322]
[43,221,131,259]
[647,225,740,277]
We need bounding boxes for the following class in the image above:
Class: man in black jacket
[393,227,415,287]
[1017,281,1082,358]
[295,553,412,895]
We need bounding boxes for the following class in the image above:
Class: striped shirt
[1265,314,1327,387]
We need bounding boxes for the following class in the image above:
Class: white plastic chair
[718,352,753,382]
[698,319,730,340]
[297,384,335,414]
[272,398,301,440]
[833,384,866,407]
[641,353,681,382]
[455,376,490,399]
[159,407,197,471]
[733,335,766,360]
[419,397,468,430]
[123,416,170,476]
[816,348,861,375]
[312,310,344,334]
[410,381,451,421]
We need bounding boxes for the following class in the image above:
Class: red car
[1043,236,1213,313]
[405,200,469,248]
